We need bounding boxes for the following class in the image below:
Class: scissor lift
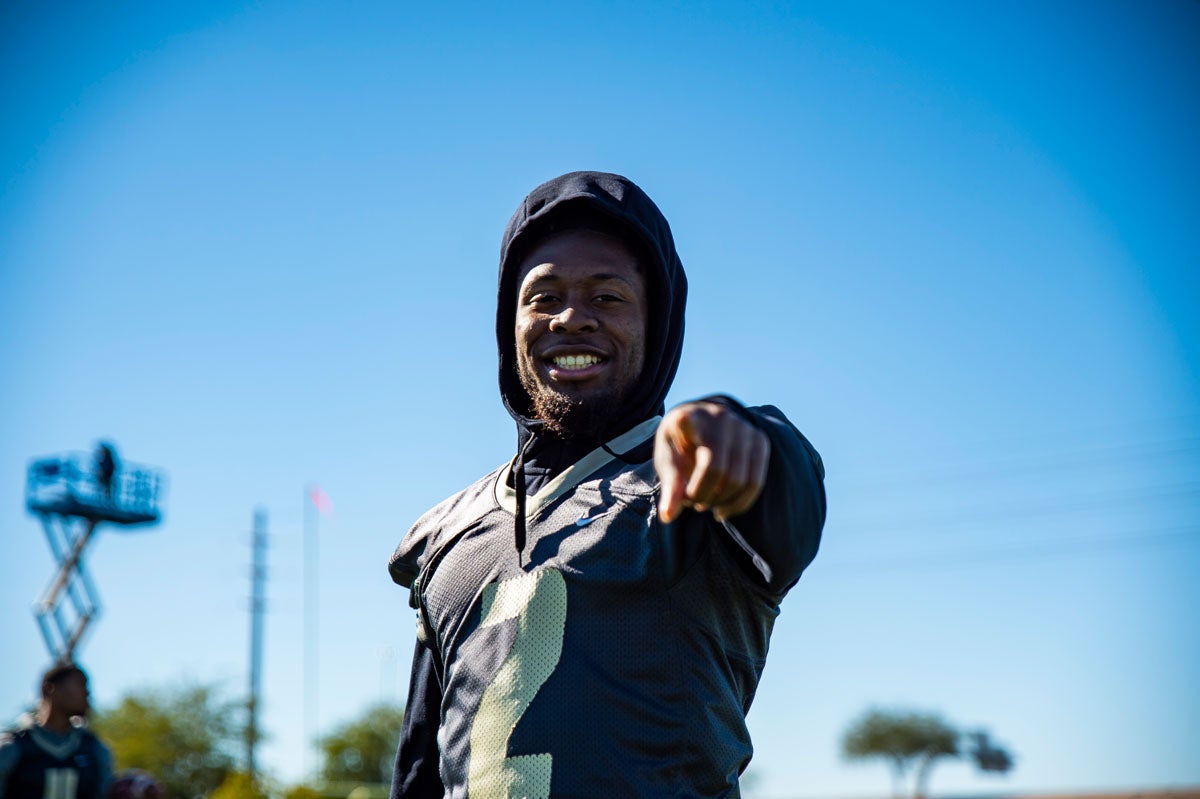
[25,448,164,662]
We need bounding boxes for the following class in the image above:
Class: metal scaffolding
[25,447,165,663]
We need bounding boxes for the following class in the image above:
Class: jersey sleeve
[706,397,827,596]
[389,474,500,589]
[390,640,445,799]
[389,528,427,589]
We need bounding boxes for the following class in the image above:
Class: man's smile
[552,353,602,370]
[543,349,609,381]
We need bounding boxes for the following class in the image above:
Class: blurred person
[93,444,118,503]
[104,771,162,799]
[388,171,826,797]
[0,664,113,799]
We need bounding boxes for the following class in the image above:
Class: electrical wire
[811,525,1199,576]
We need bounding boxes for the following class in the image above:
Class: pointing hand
[655,401,771,524]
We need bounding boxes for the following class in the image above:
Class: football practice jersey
[390,417,817,798]
[391,170,827,799]
[0,727,108,799]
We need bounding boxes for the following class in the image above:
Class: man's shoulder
[0,721,33,747]
[0,724,104,762]
[388,465,506,588]
[78,727,104,746]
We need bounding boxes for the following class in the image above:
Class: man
[0,664,113,799]
[93,444,118,503]
[389,171,826,798]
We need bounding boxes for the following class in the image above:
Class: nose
[548,302,598,333]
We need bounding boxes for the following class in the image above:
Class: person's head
[497,172,688,442]
[41,662,90,717]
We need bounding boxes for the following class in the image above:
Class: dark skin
[515,229,771,524]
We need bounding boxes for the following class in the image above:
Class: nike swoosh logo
[575,510,615,527]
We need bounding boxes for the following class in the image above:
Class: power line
[836,437,1200,492]
[811,525,1199,577]
[835,481,1200,534]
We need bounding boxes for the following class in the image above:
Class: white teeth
[553,354,601,370]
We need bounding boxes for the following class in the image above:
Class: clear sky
[1,2,1197,797]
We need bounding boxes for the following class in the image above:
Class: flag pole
[303,484,319,779]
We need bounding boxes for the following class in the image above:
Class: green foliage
[211,772,266,799]
[283,785,322,799]
[843,707,959,763]
[317,702,405,784]
[92,684,240,799]
[842,708,960,798]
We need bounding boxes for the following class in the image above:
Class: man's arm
[390,640,444,799]
[0,732,21,799]
[92,737,113,799]
[655,398,826,594]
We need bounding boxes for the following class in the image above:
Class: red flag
[308,485,334,515]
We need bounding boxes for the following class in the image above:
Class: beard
[517,369,632,442]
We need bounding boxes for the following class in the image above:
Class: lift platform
[25,448,165,662]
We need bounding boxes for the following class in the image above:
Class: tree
[92,684,240,799]
[966,730,1015,774]
[317,702,405,784]
[841,708,959,799]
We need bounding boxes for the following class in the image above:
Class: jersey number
[468,568,567,799]
[44,769,79,799]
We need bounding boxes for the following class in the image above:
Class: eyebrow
[523,271,636,287]
[588,272,634,283]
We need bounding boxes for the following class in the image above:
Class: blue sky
[1,2,1197,796]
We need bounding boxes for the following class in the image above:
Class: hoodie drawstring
[512,433,538,561]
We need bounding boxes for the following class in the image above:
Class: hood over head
[497,171,688,445]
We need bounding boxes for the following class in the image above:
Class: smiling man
[388,171,826,798]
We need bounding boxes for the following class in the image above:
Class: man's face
[515,228,648,438]
[48,671,90,717]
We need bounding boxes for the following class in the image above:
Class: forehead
[516,228,643,287]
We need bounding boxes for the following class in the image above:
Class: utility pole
[246,507,267,786]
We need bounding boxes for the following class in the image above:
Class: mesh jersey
[391,419,796,799]
[3,728,106,799]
